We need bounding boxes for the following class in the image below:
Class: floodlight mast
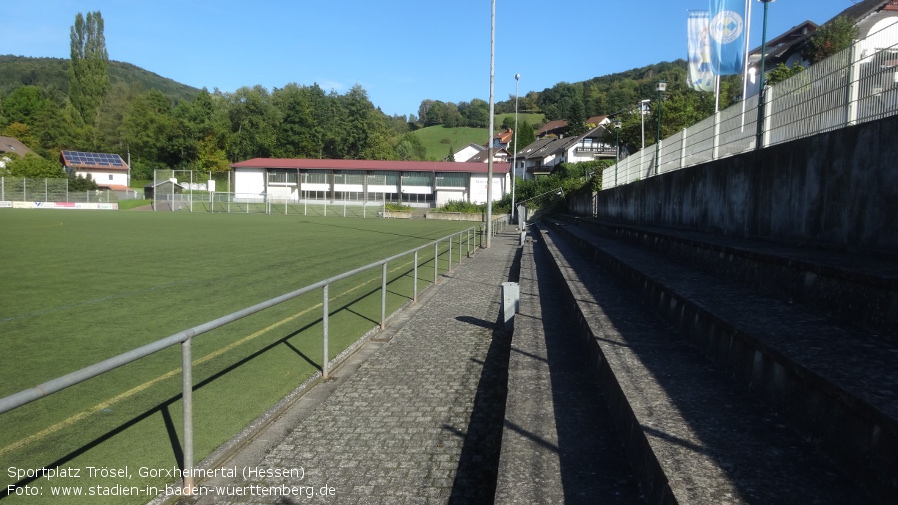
[512,73,520,227]
[485,0,496,248]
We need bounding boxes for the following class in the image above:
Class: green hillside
[413,126,489,161]
[0,55,199,103]
[412,112,545,160]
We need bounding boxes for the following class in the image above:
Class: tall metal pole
[511,73,520,225]
[485,0,495,248]
[655,81,667,175]
[640,99,649,174]
[613,118,622,186]
[756,0,774,150]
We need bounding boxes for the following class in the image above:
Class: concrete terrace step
[542,220,898,503]
[532,223,876,504]
[494,237,643,504]
[561,216,898,340]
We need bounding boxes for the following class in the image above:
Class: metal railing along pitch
[0,226,477,493]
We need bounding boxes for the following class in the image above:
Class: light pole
[655,80,667,175]
[485,0,495,248]
[613,118,622,187]
[512,73,520,226]
[756,0,775,150]
[639,98,650,172]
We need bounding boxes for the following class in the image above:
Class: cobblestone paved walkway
[187,232,519,505]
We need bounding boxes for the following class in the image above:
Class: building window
[109,174,113,180]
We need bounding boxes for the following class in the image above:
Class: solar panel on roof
[61,150,126,168]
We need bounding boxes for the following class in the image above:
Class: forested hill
[0,55,199,103]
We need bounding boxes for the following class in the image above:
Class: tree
[2,153,66,178]
[395,133,426,161]
[459,99,489,127]
[805,16,858,64]
[122,89,175,166]
[2,122,39,151]
[766,63,805,86]
[227,85,278,161]
[514,121,536,152]
[271,84,321,158]
[68,11,109,125]
[1,86,48,127]
[68,171,99,191]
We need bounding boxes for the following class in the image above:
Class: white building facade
[230,158,511,207]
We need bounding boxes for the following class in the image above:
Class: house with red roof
[60,150,131,190]
[230,158,511,207]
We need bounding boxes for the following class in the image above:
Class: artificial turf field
[0,209,476,503]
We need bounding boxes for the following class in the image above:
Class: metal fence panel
[603,23,898,190]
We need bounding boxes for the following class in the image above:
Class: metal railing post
[322,284,329,379]
[458,232,462,264]
[181,338,195,493]
[381,262,387,329]
[413,250,418,302]
[434,241,438,284]
[448,236,453,271]
[467,229,471,258]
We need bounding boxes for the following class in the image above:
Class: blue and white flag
[709,0,746,75]
[687,11,714,92]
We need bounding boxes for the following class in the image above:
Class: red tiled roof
[231,158,511,174]
[536,120,568,137]
[493,129,514,143]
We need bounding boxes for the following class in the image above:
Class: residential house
[451,143,485,162]
[0,136,36,169]
[515,125,616,180]
[535,119,568,138]
[466,148,509,164]
[492,128,515,149]
[586,115,610,128]
[746,0,898,97]
[60,150,130,190]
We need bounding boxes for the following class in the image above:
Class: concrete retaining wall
[592,115,898,256]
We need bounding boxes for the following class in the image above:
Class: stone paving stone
[186,232,518,505]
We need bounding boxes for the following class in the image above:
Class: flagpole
[741,0,753,130]
[715,75,721,112]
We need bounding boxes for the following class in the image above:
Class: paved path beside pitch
[187,232,518,505]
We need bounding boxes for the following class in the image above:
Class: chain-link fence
[150,170,387,217]
[0,177,139,203]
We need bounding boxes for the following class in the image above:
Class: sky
[3,1,857,117]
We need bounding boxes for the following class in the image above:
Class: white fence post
[680,128,688,169]
[713,111,721,160]
[763,86,775,148]
[846,39,861,126]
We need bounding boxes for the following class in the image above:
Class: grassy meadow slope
[411,113,545,160]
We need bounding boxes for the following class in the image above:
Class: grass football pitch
[0,209,476,503]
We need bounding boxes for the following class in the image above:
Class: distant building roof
[466,148,509,163]
[493,129,514,144]
[825,0,895,25]
[0,136,36,157]
[60,150,129,171]
[536,120,569,138]
[231,158,511,175]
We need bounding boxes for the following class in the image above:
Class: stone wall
[591,115,898,255]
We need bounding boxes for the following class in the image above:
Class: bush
[384,202,411,211]
[438,200,484,213]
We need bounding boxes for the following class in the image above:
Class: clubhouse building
[230,158,511,207]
